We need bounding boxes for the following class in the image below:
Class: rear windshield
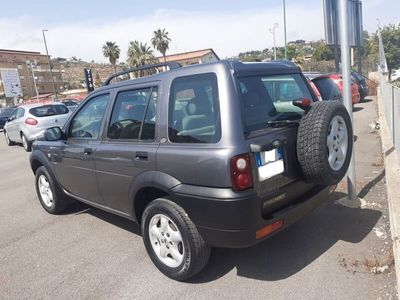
[238,74,313,132]
[312,78,341,100]
[29,105,69,117]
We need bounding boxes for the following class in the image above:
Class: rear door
[238,73,316,214]
[95,85,159,215]
[52,93,110,203]
[7,107,25,141]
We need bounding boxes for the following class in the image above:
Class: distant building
[157,48,219,66]
[0,49,64,101]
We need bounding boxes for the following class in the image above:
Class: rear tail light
[25,117,38,126]
[230,153,253,191]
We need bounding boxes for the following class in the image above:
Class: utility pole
[283,0,288,60]
[269,23,279,60]
[338,0,357,201]
[28,61,39,100]
[42,29,57,101]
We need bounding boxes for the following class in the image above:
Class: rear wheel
[21,133,32,152]
[142,198,210,281]
[4,131,15,146]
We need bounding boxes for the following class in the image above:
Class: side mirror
[44,127,64,141]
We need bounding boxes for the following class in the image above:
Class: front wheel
[4,131,15,146]
[142,198,210,281]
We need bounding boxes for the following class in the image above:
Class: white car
[391,69,400,81]
[4,103,72,151]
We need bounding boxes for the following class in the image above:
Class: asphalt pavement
[0,97,397,299]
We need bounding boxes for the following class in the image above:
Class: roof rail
[102,61,181,86]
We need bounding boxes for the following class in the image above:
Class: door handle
[135,151,148,161]
[84,147,93,155]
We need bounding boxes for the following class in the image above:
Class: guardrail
[379,73,400,157]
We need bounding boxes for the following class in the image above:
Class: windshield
[238,74,313,132]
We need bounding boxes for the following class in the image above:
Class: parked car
[304,73,342,101]
[328,74,360,105]
[0,106,16,130]
[4,103,71,151]
[351,71,369,100]
[30,60,353,281]
[391,69,400,81]
[61,99,79,112]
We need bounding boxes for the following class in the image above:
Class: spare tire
[297,100,353,185]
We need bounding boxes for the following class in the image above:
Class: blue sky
[0,0,398,62]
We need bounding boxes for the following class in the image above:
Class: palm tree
[151,28,171,63]
[102,41,120,73]
[127,41,157,77]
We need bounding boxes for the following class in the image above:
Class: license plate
[256,148,284,181]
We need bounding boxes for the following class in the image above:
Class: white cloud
[2,1,397,64]
[0,5,324,63]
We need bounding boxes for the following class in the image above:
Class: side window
[69,94,109,139]
[168,73,220,143]
[108,87,157,140]
[16,108,25,119]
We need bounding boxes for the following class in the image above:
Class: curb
[377,88,400,295]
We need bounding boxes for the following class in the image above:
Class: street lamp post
[283,0,288,60]
[42,29,57,101]
[269,23,279,60]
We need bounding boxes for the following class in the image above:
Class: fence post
[393,86,396,147]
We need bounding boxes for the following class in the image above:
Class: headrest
[186,97,211,115]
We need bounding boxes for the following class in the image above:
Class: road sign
[84,68,94,92]
[0,68,23,97]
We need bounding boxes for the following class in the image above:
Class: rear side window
[238,74,313,132]
[108,87,158,140]
[29,105,69,117]
[313,78,341,100]
[168,73,220,143]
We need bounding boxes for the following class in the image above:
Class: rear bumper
[171,184,333,248]
[24,129,45,141]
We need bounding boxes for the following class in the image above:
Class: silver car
[4,103,71,151]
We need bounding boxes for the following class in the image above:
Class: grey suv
[30,60,353,281]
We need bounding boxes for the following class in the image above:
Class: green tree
[313,43,334,61]
[127,41,157,77]
[380,24,400,78]
[151,28,171,62]
[102,41,120,73]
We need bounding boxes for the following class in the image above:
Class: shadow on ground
[67,190,381,283]
[361,98,373,103]
[353,106,364,112]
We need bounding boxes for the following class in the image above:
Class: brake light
[230,153,253,191]
[25,117,38,126]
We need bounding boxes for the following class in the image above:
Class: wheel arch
[131,171,181,224]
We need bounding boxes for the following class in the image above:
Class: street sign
[0,68,23,97]
[84,68,94,92]
[323,0,363,47]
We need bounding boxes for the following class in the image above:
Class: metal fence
[379,73,400,157]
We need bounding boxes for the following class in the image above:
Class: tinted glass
[29,105,69,117]
[238,74,313,132]
[16,108,25,118]
[313,78,341,100]
[0,108,15,117]
[108,87,157,140]
[169,73,220,143]
[70,94,109,139]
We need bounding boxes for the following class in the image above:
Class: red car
[328,74,360,105]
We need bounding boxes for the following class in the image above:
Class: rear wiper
[267,119,300,126]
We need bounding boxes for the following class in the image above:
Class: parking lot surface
[0,97,397,299]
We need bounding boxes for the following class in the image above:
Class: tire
[4,131,15,146]
[35,166,71,214]
[297,100,353,185]
[21,133,32,152]
[142,198,210,281]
